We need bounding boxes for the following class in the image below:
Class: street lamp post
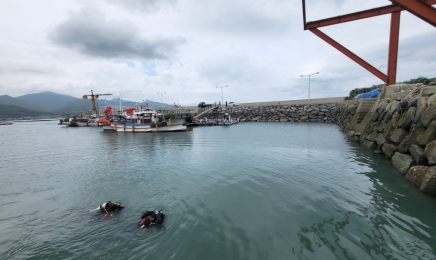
[157,92,166,111]
[300,72,319,102]
[216,85,228,105]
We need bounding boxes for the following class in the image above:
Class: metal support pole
[157,92,166,111]
[387,11,401,85]
[216,85,228,105]
[300,72,319,102]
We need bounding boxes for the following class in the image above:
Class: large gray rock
[375,133,387,146]
[382,143,398,158]
[417,120,436,146]
[366,123,373,135]
[420,166,436,196]
[367,130,378,142]
[406,166,429,187]
[398,134,415,153]
[390,128,407,144]
[347,131,355,137]
[398,107,415,128]
[362,140,377,150]
[428,93,436,106]
[425,140,436,166]
[413,97,427,124]
[359,133,368,143]
[391,111,400,129]
[421,103,436,127]
[409,144,428,165]
[378,111,387,125]
[376,121,386,132]
[412,125,427,141]
[371,111,379,121]
[384,119,394,137]
[392,152,415,175]
[376,99,388,113]
[385,100,400,114]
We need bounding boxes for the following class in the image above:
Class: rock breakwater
[336,82,436,196]
[199,103,338,123]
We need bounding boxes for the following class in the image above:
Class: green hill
[16,91,78,112]
[0,95,46,111]
[0,103,55,118]
[0,91,171,116]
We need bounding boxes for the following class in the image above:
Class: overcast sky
[0,0,435,105]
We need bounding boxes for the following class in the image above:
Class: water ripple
[1,122,436,259]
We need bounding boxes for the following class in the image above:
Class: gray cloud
[187,1,299,36]
[360,32,436,79]
[49,7,185,59]
[106,0,176,12]
[208,9,290,35]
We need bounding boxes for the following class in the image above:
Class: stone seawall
[336,83,436,197]
[199,103,339,122]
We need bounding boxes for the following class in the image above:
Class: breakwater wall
[198,103,339,122]
[336,83,436,197]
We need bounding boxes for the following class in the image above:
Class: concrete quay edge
[180,97,345,112]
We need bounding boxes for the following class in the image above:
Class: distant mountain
[0,103,55,118]
[16,91,78,112]
[0,95,46,111]
[0,91,171,116]
[55,98,169,114]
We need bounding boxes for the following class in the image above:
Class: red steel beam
[305,5,402,29]
[391,0,436,27]
[310,28,387,82]
[304,0,436,29]
[387,11,401,85]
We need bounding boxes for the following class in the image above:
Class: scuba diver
[138,210,166,228]
[99,201,124,215]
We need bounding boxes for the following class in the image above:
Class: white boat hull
[103,124,187,132]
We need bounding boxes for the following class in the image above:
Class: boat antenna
[118,94,122,112]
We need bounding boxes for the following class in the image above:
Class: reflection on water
[0,121,435,260]
[295,142,436,260]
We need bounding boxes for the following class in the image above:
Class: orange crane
[82,90,112,115]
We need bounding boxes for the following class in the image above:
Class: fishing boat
[223,113,239,126]
[0,121,13,125]
[103,107,187,132]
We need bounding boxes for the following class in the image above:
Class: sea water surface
[1,121,436,260]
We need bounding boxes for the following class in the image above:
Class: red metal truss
[391,0,436,27]
[387,11,401,85]
[309,28,387,82]
[303,0,436,30]
[302,0,436,85]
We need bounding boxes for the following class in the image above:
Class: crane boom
[82,90,113,115]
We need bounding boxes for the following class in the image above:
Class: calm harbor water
[1,121,435,260]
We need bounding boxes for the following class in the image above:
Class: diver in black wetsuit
[99,201,124,214]
[138,210,165,228]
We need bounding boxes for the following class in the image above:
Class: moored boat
[103,107,187,132]
[223,113,239,126]
[0,121,13,125]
